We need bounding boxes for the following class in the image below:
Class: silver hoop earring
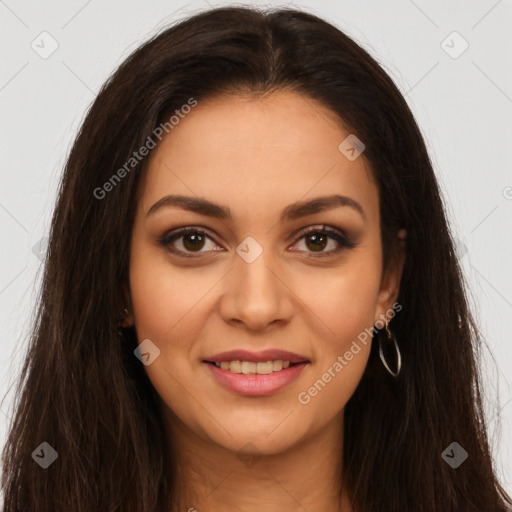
[379,322,401,377]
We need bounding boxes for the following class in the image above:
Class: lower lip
[203,362,309,396]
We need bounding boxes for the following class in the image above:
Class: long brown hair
[2,6,510,511]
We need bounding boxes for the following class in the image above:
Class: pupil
[184,233,204,251]
[307,233,326,252]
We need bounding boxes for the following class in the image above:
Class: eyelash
[158,225,356,259]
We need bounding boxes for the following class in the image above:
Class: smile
[203,360,309,396]
[208,359,298,374]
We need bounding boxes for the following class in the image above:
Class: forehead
[138,90,378,224]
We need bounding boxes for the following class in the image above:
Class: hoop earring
[379,322,401,377]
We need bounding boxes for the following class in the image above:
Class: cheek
[128,240,214,345]
[305,252,382,347]
[128,251,215,423]
[293,250,381,412]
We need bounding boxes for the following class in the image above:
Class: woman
[1,5,510,511]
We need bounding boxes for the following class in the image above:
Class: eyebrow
[147,194,366,222]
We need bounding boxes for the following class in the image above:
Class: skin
[123,90,406,512]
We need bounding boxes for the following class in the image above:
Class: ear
[374,228,406,324]
[120,282,135,328]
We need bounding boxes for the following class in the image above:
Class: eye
[158,227,221,257]
[158,225,356,258]
[290,225,356,257]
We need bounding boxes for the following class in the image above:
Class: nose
[218,248,294,332]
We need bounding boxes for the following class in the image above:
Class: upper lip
[204,349,310,364]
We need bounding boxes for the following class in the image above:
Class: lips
[204,359,309,396]
[203,349,310,364]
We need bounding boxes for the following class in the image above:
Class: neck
[165,409,352,512]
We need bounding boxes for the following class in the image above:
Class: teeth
[230,360,242,373]
[273,360,282,371]
[212,360,297,374]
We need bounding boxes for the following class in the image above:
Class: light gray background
[1,0,511,496]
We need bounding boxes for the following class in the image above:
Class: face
[124,90,404,456]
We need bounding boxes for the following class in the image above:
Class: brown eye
[158,228,221,257]
[158,225,356,259]
[304,232,329,252]
[182,232,206,252]
[292,226,356,257]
